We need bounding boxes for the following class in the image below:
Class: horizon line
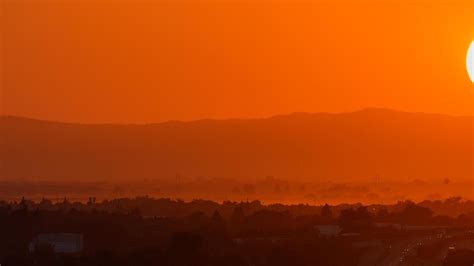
[1,107,469,126]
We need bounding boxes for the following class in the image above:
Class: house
[314,225,342,237]
[375,222,402,230]
[29,233,83,254]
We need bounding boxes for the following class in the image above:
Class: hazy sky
[3,0,474,123]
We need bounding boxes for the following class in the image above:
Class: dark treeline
[7,195,474,217]
[2,197,474,265]
[8,195,474,222]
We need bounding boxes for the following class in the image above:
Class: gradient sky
[3,0,474,123]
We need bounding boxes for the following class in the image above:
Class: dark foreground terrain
[2,197,474,265]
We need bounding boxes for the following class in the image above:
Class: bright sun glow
[468,41,474,82]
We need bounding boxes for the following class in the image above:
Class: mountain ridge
[2,108,470,126]
[1,108,472,183]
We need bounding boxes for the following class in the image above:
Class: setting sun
[468,41,474,82]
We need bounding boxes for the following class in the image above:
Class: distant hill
[1,108,472,182]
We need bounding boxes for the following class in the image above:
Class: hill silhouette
[1,108,472,182]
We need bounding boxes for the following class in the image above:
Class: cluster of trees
[6,197,474,233]
[2,197,474,265]
[0,206,358,266]
[8,196,474,221]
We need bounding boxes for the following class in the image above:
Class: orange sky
[3,0,474,123]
